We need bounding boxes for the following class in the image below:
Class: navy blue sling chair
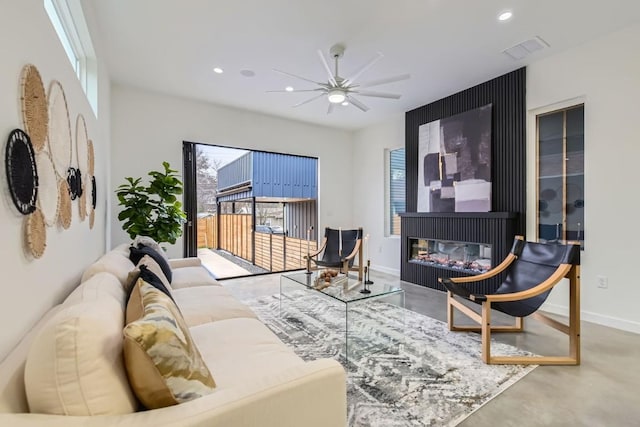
[306,227,364,280]
[440,236,581,365]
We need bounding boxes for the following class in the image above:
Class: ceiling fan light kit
[328,88,346,104]
[269,43,410,113]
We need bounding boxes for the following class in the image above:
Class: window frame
[44,0,98,116]
[385,146,406,237]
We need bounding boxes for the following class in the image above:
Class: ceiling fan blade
[273,68,323,85]
[342,52,383,87]
[266,88,324,93]
[353,90,401,99]
[317,50,338,87]
[347,95,370,112]
[327,103,334,115]
[358,74,411,88]
[292,93,325,108]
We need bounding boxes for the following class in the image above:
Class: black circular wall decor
[91,175,97,209]
[5,129,38,215]
[66,167,83,200]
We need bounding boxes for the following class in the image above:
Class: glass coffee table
[280,270,405,365]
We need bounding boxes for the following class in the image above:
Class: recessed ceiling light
[213,67,224,74]
[498,10,513,21]
[341,101,349,106]
[285,86,294,92]
[240,69,255,77]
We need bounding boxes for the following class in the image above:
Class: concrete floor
[223,270,640,427]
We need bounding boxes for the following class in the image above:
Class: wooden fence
[197,214,317,272]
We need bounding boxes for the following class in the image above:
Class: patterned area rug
[244,290,536,427]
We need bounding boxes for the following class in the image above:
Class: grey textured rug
[244,290,536,427]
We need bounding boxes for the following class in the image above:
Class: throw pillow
[133,235,169,261]
[24,300,137,415]
[123,280,216,409]
[129,244,172,282]
[126,265,175,325]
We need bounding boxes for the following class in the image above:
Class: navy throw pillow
[129,244,173,283]
[137,264,175,302]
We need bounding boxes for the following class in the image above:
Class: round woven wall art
[87,140,94,176]
[75,114,88,175]
[47,80,72,179]
[35,150,60,227]
[5,129,38,215]
[20,64,48,152]
[58,179,72,229]
[25,208,46,259]
[91,175,97,210]
[78,183,87,222]
[66,167,82,200]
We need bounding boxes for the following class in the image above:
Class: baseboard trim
[542,302,640,334]
[371,264,400,277]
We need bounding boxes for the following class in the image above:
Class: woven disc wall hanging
[5,129,38,215]
[47,80,72,179]
[87,140,94,176]
[35,150,60,227]
[66,167,82,200]
[75,114,88,177]
[20,64,48,152]
[91,175,97,210]
[78,183,87,222]
[25,208,46,259]
[58,179,72,229]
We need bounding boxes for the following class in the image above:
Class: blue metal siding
[252,152,317,199]
[217,152,252,191]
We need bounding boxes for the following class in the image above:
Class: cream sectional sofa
[0,244,347,426]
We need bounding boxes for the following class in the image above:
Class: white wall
[0,0,111,360]
[110,85,354,258]
[352,114,405,275]
[527,23,640,333]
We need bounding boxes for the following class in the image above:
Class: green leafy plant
[116,162,187,245]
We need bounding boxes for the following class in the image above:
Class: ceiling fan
[268,43,410,113]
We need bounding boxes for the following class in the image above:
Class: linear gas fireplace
[409,238,492,274]
[400,212,518,294]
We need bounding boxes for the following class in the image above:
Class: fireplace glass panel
[409,238,492,274]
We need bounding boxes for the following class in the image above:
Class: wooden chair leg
[447,292,455,330]
[569,265,581,363]
[481,301,492,364]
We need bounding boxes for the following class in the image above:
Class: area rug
[243,290,536,427]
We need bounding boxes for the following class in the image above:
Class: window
[386,148,406,236]
[44,0,98,116]
[537,104,584,248]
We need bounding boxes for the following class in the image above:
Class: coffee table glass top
[281,271,403,304]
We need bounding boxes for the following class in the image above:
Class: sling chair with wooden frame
[306,227,364,280]
[440,235,581,365]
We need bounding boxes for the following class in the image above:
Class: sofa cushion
[189,318,305,390]
[129,244,172,283]
[171,266,220,289]
[63,272,127,310]
[123,280,216,409]
[24,299,137,416]
[172,286,257,326]
[81,245,135,287]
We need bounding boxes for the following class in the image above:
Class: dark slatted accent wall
[405,67,526,231]
[401,68,526,292]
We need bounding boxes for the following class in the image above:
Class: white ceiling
[91,0,640,130]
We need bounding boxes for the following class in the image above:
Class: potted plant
[116,161,186,245]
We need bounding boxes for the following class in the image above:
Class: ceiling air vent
[502,36,549,60]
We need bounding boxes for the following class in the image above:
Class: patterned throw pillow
[133,236,168,261]
[123,280,216,409]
